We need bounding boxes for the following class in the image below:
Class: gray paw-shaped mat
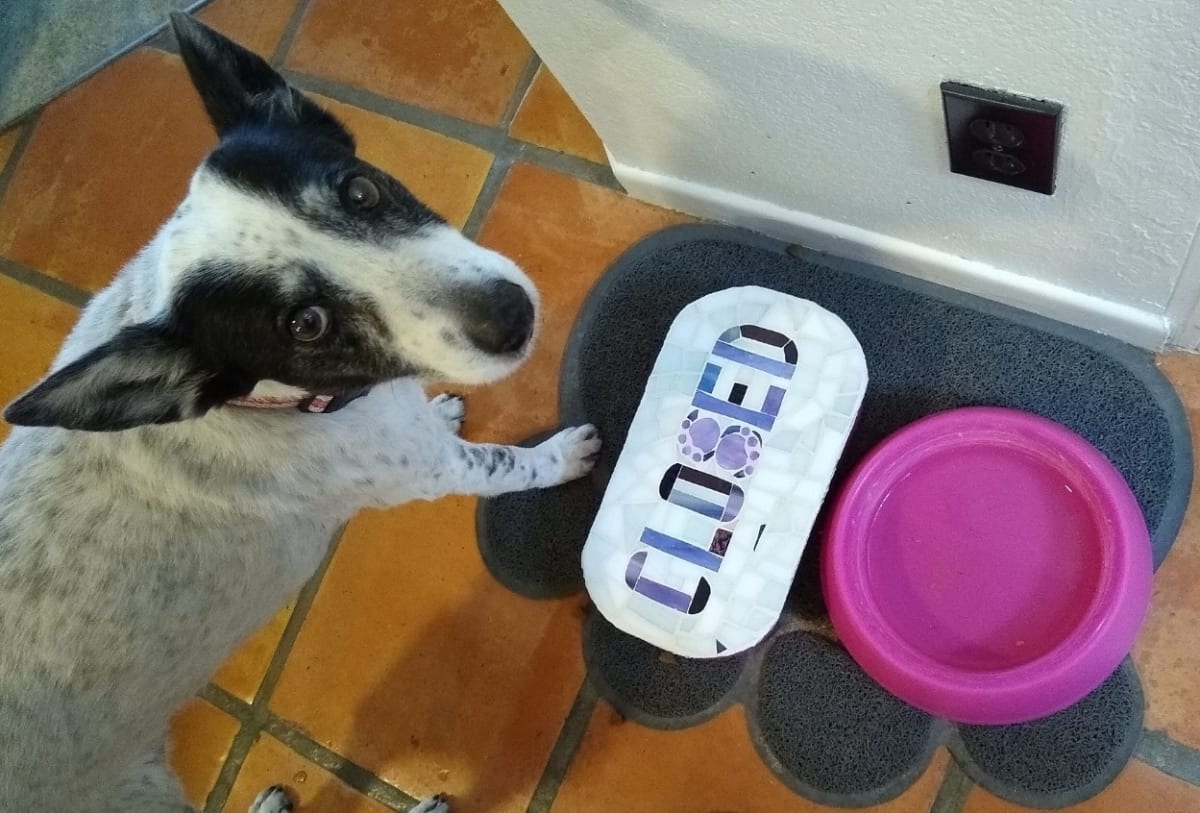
[477,225,1190,807]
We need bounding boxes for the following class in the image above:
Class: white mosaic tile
[581,286,868,657]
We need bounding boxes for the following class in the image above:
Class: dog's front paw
[541,424,601,484]
[249,785,294,813]
[411,793,451,813]
[431,393,466,434]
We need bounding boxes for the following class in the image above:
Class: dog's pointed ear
[169,12,353,148]
[4,324,244,432]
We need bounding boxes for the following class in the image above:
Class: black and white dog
[0,13,599,813]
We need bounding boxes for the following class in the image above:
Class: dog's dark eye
[288,306,331,342]
[344,175,381,211]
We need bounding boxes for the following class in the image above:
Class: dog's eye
[344,175,381,211]
[288,306,331,342]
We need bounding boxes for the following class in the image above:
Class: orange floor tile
[961,760,1200,813]
[271,498,587,813]
[0,276,77,443]
[197,0,299,56]
[509,67,608,164]
[0,49,213,291]
[0,125,20,172]
[2,2,1200,812]
[213,603,294,704]
[552,703,949,813]
[1135,354,1200,750]
[170,699,242,809]
[287,0,533,125]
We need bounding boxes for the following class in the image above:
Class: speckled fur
[0,15,597,813]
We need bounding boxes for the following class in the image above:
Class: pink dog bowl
[823,407,1152,725]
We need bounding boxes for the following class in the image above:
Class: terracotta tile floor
[0,1,1198,812]
[508,67,607,165]
[552,704,952,812]
[0,127,20,171]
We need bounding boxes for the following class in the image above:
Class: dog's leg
[248,785,294,813]
[106,748,196,812]
[411,793,451,813]
[437,424,601,498]
[429,393,466,435]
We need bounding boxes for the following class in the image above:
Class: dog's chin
[430,347,533,387]
[420,350,523,388]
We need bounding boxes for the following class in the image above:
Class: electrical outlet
[941,81,1062,195]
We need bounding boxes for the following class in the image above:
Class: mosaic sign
[582,287,868,657]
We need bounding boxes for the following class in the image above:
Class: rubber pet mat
[0,0,198,129]
[476,224,1192,808]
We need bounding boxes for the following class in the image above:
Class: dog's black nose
[463,280,535,355]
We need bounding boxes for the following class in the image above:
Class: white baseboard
[1165,224,1200,351]
[609,157,1170,350]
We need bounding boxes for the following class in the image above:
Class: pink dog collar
[227,388,369,414]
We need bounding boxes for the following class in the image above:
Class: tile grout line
[512,140,622,192]
[202,710,264,813]
[57,51,619,197]
[459,50,543,241]
[263,716,422,811]
[926,759,973,813]
[127,59,619,196]
[0,257,91,308]
[1136,730,1200,787]
[283,70,504,153]
[249,524,348,710]
[0,111,42,209]
[202,524,349,813]
[281,70,621,192]
[457,51,542,239]
[459,51,553,241]
[460,147,515,241]
[498,53,543,130]
[193,683,257,813]
[524,679,599,813]
[199,683,253,723]
[269,0,315,68]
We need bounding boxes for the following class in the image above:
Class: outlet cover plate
[941,81,1063,195]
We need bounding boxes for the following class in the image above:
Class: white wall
[498,0,1200,348]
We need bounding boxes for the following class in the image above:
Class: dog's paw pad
[249,786,294,813]
[431,393,467,434]
[410,793,451,813]
[544,424,602,483]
